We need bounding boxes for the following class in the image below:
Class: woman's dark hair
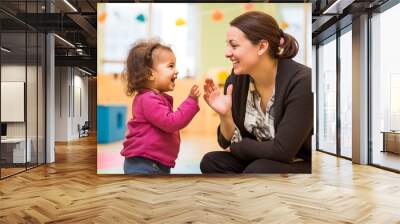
[230,11,298,59]
[122,40,172,96]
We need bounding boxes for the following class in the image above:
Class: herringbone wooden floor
[1,135,400,223]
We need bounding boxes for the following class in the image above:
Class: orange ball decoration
[98,11,107,24]
[243,3,254,11]
[280,21,289,30]
[212,10,224,22]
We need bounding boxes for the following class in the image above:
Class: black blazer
[217,59,313,163]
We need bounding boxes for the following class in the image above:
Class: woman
[200,11,313,173]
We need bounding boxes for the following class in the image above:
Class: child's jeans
[123,156,171,174]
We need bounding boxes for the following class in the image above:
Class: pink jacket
[120,89,200,167]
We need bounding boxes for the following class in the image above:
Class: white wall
[1,65,26,81]
[71,72,89,138]
[1,65,35,138]
[352,14,369,164]
[312,45,316,150]
[46,33,55,163]
[55,66,69,141]
[54,67,89,141]
[1,66,26,139]
[1,64,46,164]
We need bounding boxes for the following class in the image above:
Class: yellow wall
[98,74,219,136]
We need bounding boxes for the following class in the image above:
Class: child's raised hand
[189,85,201,100]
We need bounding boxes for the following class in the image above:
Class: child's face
[150,49,178,92]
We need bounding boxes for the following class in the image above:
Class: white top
[231,79,275,144]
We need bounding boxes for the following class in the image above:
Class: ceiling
[311,0,390,44]
[0,0,97,74]
[0,0,394,75]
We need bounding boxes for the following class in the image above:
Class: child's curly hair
[122,39,172,96]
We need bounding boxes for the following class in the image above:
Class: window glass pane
[101,3,198,79]
[1,0,47,178]
[340,29,352,158]
[38,32,45,165]
[1,30,28,177]
[371,4,400,171]
[102,3,149,74]
[27,31,38,169]
[318,37,337,154]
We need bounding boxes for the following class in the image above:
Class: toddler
[120,40,200,174]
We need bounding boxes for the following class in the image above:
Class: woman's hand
[189,84,201,101]
[203,78,233,116]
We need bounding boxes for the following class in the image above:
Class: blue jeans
[123,156,171,175]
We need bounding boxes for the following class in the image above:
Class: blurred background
[97,3,311,174]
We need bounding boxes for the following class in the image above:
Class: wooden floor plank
[0,135,400,223]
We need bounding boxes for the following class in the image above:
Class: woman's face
[225,26,260,75]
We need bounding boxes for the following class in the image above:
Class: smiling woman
[201,11,313,174]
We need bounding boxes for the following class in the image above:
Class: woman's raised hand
[203,78,233,116]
